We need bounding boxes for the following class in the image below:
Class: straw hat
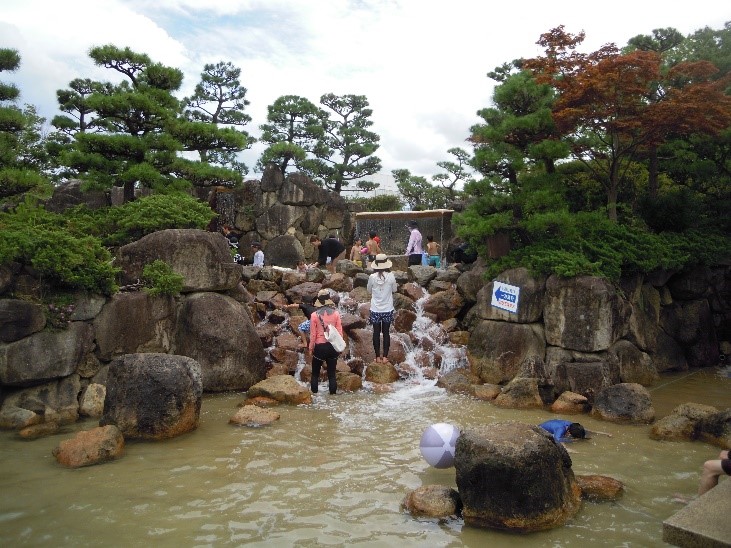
[314,288,335,308]
[372,253,393,270]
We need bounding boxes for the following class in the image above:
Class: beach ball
[419,423,459,468]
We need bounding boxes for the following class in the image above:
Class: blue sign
[491,281,520,313]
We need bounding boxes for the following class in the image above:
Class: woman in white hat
[366,254,397,363]
[308,288,344,394]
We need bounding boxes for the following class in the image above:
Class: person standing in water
[309,289,344,394]
[365,231,381,268]
[405,220,423,267]
[366,253,397,363]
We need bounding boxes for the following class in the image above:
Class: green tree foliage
[393,169,450,210]
[348,193,403,212]
[466,209,730,282]
[60,45,241,202]
[524,26,731,221]
[182,61,254,175]
[460,67,569,244]
[256,95,325,174]
[432,147,473,201]
[456,23,731,282]
[65,192,216,246]
[301,93,382,194]
[0,202,118,294]
[0,192,213,295]
[636,24,731,231]
[52,78,115,136]
[0,48,51,207]
[142,259,184,296]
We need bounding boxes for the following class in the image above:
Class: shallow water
[1,364,730,547]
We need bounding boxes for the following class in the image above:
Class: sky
[1,0,728,193]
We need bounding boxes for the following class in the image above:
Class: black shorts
[408,254,422,266]
[722,458,731,475]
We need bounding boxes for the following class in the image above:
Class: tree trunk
[123,180,135,203]
[647,145,658,199]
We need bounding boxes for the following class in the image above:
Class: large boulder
[116,229,241,291]
[697,409,731,449]
[0,298,46,342]
[474,268,546,324]
[590,382,655,424]
[467,320,545,384]
[100,353,203,440]
[0,322,94,386]
[493,377,545,409]
[422,288,465,322]
[93,292,175,361]
[0,374,82,427]
[660,299,719,366]
[545,347,621,402]
[44,179,109,213]
[173,292,266,392]
[625,283,661,353]
[609,340,658,386]
[455,258,488,303]
[265,234,305,268]
[455,421,581,532]
[543,275,629,352]
[650,402,718,442]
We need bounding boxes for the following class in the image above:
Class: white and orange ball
[419,423,459,468]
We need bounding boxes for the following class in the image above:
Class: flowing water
[2,292,730,546]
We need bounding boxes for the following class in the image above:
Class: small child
[350,237,364,267]
[296,260,308,273]
[292,296,318,349]
[365,231,381,268]
[251,242,264,267]
[426,235,441,268]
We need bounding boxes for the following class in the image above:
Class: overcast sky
[1,1,728,192]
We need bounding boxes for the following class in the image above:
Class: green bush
[65,192,216,246]
[475,210,721,282]
[142,260,184,296]
[0,209,119,294]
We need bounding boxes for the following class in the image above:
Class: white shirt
[367,271,397,312]
[253,250,264,267]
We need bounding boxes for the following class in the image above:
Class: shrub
[142,260,184,296]
[64,192,216,246]
[0,204,118,294]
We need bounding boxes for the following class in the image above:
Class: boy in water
[538,419,586,443]
[426,235,441,268]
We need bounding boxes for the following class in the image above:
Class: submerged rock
[52,425,124,468]
[402,484,462,518]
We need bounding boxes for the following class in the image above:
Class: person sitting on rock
[699,449,731,496]
[539,419,586,443]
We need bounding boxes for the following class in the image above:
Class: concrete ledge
[663,478,731,547]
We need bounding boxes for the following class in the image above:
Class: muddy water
[1,364,729,547]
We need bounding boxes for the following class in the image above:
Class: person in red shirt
[308,289,344,394]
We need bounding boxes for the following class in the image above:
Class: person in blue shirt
[539,419,586,443]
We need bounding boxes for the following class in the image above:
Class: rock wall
[1,190,729,431]
[199,165,353,268]
[464,262,730,402]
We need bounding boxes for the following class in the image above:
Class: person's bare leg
[699,454,726,496]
